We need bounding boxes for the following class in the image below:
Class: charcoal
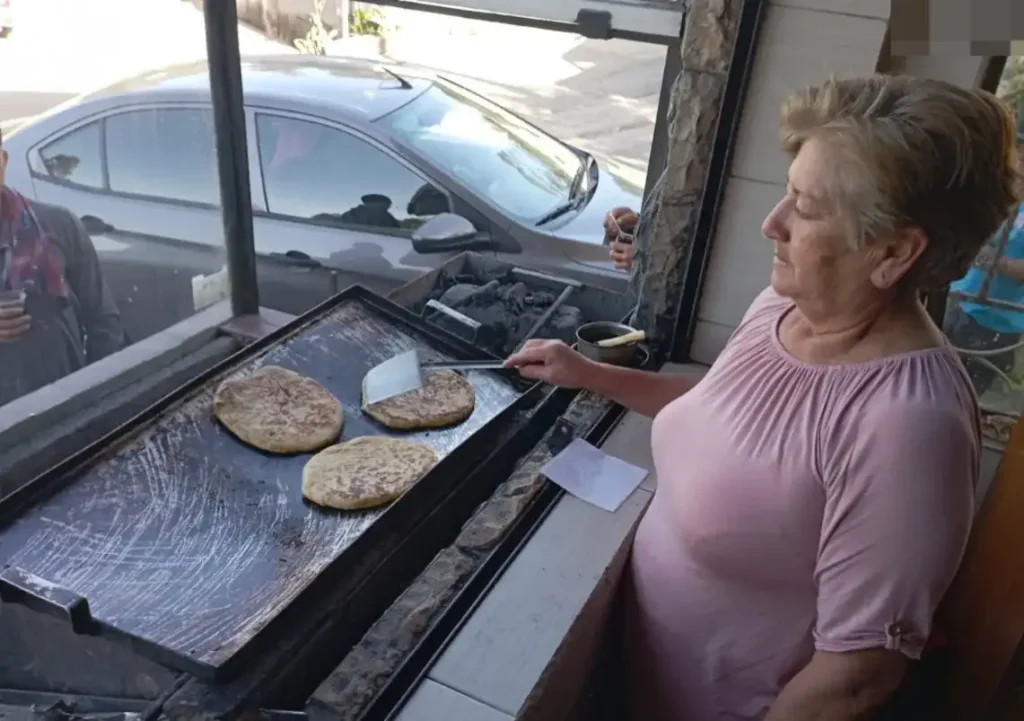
[545,305,583,337]
[421,270,583,356]
[438,283,483,307]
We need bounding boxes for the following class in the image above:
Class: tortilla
[213,365,343,453]
[362,370,475,430]
[301,437,439,510]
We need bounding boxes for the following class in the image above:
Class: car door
[27,104,229,341]
[248,110,467,301]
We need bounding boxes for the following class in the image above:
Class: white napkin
[541,438,649,512]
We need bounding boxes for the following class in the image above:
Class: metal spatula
[362,349,505,406]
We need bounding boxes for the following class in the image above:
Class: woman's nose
[761,198,787,241]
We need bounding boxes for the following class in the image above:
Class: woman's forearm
[996,256,1024,282]
[765,650,905,721]
[580,362,703,417]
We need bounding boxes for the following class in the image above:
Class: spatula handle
[421,360,507,371]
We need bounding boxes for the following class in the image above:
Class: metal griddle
[0,285,533,681]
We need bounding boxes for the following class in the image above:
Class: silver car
[3,55,639,340]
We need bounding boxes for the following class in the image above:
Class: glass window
[39,123,104,189]
[105,108,220,205]
[379,82,584,223]
[255,114,450,232]
[941,55,1024,445]
[0,9,228,425]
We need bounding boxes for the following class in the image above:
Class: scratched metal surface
[0,298,521,673]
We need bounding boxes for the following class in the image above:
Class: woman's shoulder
[822,349,980,483]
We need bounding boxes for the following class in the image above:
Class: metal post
[204,0,260,317]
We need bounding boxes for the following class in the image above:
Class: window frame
[250,108,457,239]
[28,101,224,212]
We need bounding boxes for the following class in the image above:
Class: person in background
[603,166,669,274]
[0,126,125,407]
[604,205,638,271]
[507,74,1015,721]
[944,131,1024,397]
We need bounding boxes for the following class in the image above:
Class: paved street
[0,0,662,187]
[379,13,665,188]
[0,0,291,124]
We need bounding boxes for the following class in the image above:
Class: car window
[39,122,104,189]
[105,108,220,205]
[378,83,583,223]
[255,114,450,232]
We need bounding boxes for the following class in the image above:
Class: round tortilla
[362,370,475,430]
[213,365,343,453]
[301,437,439,510]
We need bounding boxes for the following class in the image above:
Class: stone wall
[629,0,743,354]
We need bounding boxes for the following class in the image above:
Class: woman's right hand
[504,339,596,389]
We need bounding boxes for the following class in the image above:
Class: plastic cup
[0,290,26,313]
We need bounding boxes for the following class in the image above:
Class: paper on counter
[540,438,649,512]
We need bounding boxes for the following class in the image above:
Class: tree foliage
[294,0,338,55]
[998,56,1024,117]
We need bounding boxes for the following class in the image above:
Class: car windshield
[378,81,585,222]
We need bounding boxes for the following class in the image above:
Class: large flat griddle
[0,286,529,680]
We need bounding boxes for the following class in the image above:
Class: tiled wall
[690,0,890,363]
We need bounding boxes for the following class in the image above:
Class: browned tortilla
[362,370,475,430]
[213,365,343,453]
[301,437,439,510]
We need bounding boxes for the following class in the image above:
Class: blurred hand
[609,240,635,271]
[0,306,31,342]
[504,339,596,389]
[603,206,638,245]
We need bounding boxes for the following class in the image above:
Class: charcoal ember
[438,283,483,307]
[544,305,583,340]
[496,282,529,316]
[419,269,580,356]
[460,305,514,348]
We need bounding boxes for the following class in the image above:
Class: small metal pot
[575,321,643,366]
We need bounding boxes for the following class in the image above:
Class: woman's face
[761,137,869,308]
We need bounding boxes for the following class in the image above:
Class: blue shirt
[950,205,1024,334]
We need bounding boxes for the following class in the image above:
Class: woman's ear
[870,227,928,289]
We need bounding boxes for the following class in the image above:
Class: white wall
[689,1,997,364]
[689,0,891,363]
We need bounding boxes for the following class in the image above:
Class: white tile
[689,320,736,366]
[697,177,780,328]
[900,55,987,88]
[393,680,511,721]
[771,0,889,19]
[730,6,889,184]
[429,489,652,715]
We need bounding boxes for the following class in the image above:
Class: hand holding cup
[0,290,30,342]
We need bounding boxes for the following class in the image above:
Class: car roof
[75,55,435,121]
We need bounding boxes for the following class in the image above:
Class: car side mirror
[411,213,498,254]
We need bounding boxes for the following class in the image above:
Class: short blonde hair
[779,74,1021,289]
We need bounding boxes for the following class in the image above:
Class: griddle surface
[0,299,520,673]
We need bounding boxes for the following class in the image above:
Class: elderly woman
[505,74,1021,721]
